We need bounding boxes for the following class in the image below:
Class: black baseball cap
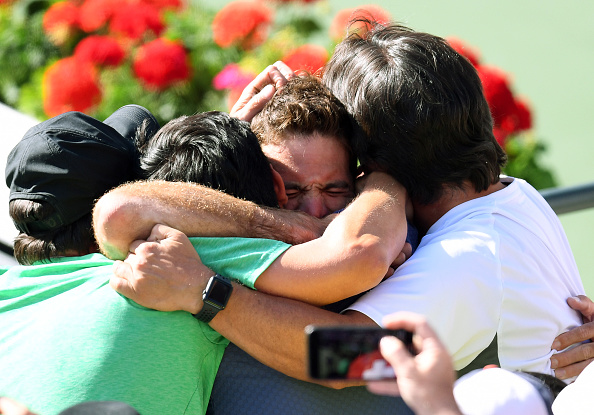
[5,105,159,234]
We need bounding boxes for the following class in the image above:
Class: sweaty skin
[262,133,354,219]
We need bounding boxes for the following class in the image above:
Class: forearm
[255,172,408,305]
[93,180,324,259]
[210,283,377,382]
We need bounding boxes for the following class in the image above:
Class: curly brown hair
[251,74,360,178]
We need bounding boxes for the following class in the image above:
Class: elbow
[345,235,393,287]
[92,189,139,260]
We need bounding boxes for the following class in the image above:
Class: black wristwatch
[193,274,233,323]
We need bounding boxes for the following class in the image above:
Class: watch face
[206,278,232,307]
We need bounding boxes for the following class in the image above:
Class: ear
[270,164,288,208]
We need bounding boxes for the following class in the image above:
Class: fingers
[553,357,594,380]
[146,223,183,242]
[0,397,36,415]
[383,266,395,280]
[390,242,413,270]
[366,379,401,397]
[382,311,429,334]
[553,321,594,351]
[230,62,295,122]
[382,312,447,355]
[568,295,594,322]
[110,260,135,296]
[129,224,185,252]
[401,243,413,261]
[380,335,415,372]
[551,341,594,378]
[230,84,275,121]
[271,61,295,80]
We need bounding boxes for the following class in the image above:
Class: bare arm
[111,224,377,383]
[93,180,325,260]
[254,172,408,305]
[212,282,376,382]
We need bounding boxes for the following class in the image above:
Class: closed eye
[326,189,352,196]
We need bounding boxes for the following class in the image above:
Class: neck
[413,180,505,234]
[61,243,99,258]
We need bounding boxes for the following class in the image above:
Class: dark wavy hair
[251,74,359,180]
[139,111,278,208]
[323,21,507,204]
[10,200,94,265]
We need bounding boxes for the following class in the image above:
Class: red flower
[42,1,80,45]
[213,64,255,91]
[213,64,257,111]
[282,44,328,74]
[515,97,532,131]
[478,65,515,118]
[74,35,125,67]
[133,38,191,90]
[212,1,272,50]
[329,5,391,41]
[143,0,184,12]
[447,37,481,67]
[43,57,102,117]
[78,0,118,32]
[109,2,164,40]
[478,65,529,145]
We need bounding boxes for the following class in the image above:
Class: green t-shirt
[0,237,290,415]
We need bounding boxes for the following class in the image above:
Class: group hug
[1,21,592,415]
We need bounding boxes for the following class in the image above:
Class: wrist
[192,273,233,322]
[186,269,215,314]
[252,207,323,245]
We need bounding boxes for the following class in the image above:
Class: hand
[0,397,36,415]
[367,312,462,415]
[381,243,413,280]
[391,242,413,271]
[551,295,594,380]
[230,61,295,122]
[110,224,213,314]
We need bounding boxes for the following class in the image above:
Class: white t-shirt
[347,177,584,374]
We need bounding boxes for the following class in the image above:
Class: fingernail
[552,340,561,350]
[550,358,558,369]
[555,368,565,379]
[380,336,399,353]
[572,296,582,302]
[261,84,275,94]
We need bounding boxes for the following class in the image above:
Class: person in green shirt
[2,105,406,415]
[0,108,293,415]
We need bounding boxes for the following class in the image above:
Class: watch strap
[193,301,220,323]
[193,273,233,323]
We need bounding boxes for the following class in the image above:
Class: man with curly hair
[93,22,583,415]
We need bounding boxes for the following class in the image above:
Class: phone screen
[306,325,414,381]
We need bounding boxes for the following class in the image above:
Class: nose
[299,196,330,218]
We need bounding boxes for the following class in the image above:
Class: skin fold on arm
[96,172,408,305]
[93,179,326,260]
[254,172,408,305]
[104,172,408,382]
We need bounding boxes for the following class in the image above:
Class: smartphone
[306,325,415,381]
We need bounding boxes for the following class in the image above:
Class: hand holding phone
[306,325,415,381]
